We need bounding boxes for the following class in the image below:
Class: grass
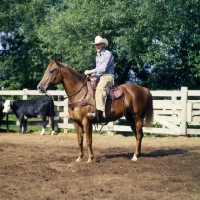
[0,114,57,133]
[1,114,200,137]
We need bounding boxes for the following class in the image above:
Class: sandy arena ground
[0,131,200,200]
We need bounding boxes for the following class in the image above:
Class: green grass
[0,114,56,133]
[1,114,200,137]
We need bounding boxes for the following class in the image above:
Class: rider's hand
[84,70,93,75]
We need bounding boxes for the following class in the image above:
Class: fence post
[23,88,28,100]
[107,122,114,136]
[180,87,188,135]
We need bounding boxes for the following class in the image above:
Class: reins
[62,81,87,100]
[56,62,87,100]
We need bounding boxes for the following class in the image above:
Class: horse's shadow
[146,149,188,157]
[95,149,188,162]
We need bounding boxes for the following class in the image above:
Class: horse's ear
[54,57,58,64]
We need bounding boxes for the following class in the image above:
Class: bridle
[49,62,87,100]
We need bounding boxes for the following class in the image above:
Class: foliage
[141,0,200,89]
[0,0,200,90]
[0,0,58,90]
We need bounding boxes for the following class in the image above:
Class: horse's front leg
[73,121,84,162]
[132,118,143,161]
[83,118,93,163]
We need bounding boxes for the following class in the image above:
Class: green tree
[0,0,58,90]
[1,0,200,91]
[37,0,152,85]
[141,0,200,89]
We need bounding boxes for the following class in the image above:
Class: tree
[0,0,200,91]
[37,0,153,85]
[141,0,200,89]
[0,0,58,90]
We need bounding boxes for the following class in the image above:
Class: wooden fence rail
[1,87,200,135]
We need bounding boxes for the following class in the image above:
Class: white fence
[1,87,200,135]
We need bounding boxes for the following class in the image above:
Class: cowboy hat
[92,36,108,47]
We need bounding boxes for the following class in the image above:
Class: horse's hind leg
[125,113,143,161]
[132,117,144,161]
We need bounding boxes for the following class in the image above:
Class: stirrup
[87,112,96,119]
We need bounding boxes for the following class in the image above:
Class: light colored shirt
[92,49,114,75]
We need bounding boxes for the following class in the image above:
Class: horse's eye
[49,69,54,73]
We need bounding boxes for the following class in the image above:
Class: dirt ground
[0,131,200,200]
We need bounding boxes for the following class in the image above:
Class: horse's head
[37,58,63,93]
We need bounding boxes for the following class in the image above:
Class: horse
[37,59,154,163]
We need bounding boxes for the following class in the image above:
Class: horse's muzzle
[37,85,47,93]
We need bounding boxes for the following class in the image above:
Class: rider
[84,36,115,119]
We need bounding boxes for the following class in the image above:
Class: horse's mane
[54,60,85,82]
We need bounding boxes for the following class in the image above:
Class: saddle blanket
[108,86,124,99]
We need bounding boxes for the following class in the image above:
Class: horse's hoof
[76,157,82,162]
[87,159,93,163]
[131,154,138,161]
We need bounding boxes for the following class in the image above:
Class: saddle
[87,75,124,114]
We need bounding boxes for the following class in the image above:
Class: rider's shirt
[92,49,114,75]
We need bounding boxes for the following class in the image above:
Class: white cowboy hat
[92,36,108,47]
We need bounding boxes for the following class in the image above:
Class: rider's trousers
[95,74,114,112]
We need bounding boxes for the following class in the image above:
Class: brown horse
[37,59,153,163]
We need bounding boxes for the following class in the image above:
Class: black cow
[3,96,55,135]
[0,99,9,132]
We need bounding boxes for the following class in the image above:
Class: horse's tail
[145,90,154,127]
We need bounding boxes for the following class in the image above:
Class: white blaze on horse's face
[3,100,13,113]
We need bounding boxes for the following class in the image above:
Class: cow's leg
[6,113,9,133]
[23,119,27,134]
[18,125,22,134]
[50,115,55,135]
[18,116,23,134]
[40,116,47,135]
